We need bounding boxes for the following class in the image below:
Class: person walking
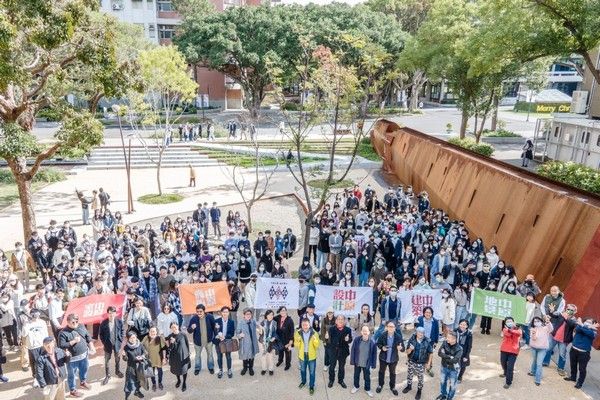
[499,316,522,389]
[213,306,235,379]
[188,164,196,187]
[98,188,110,214]
[274,306,294,370]
[436,331,463,400]
[376,320,405,396]
[350,325,377,397]
[237,308,259,376]
[521,139,534,167]
[142,326,166,392]
[58,313,94,397]
[122,331,148,400]
[327,314,352,389]
[402,327,433,400]
[166,322,191,392]
[75,190,92,226]
[528,315,553,386]
[35,336,70,400]
[258,309,278,375]
[187,303,216,375]
[99,306,124,385]
[294,318,320,395]
[564,317,599,389]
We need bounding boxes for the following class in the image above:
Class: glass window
[158,24,175,39]
[148,24,156,38]
[157,0,172,11]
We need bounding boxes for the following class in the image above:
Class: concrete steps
[87,144,219,170]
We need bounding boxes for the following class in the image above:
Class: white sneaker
[351,387,359,394]
[32,380,39,388]
[366,391,374,397]
[521,344,529,350]
[323,366,328,371]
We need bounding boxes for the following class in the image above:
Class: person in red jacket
[499,316,522,389]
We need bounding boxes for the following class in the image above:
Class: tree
[0,0,116,241]
[473,0,600,84]
[122,46,198,196]
[175,4,303,118]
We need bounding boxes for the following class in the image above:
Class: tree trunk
[245,203,253,233]
[14,169,35,242]
[302,211,314,258]
[490,94,499,131]
[157,148,163,196]
[408,70,425,112]
[459,109,469,139]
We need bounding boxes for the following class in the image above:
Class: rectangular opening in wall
[551,257,563,276]
[427,163,434,178]
[533,214,540,227]
[468,190,477,208]
[495,213,505,234]
[443,166,448,176]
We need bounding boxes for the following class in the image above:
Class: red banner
[61,294,126,327]
[179,282,232,314]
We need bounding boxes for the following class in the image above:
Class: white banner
[314,285,373,317]
[398,289,443,324]
[255,277,299,310]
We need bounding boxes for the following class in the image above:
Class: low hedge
[537,161,600,195]
[447,137,495,157]
[482,129,521,138]
[0,168,66,184]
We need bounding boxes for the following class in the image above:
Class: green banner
[470,288,527,324]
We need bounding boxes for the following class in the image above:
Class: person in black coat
[167,322,191,391]
[327,315,353,388]
[122,331,148,399]
[98,306,124,385]
[274,306,295,370]
[455,319,473,382]
[376,320,405,396]
[36,336,70,400]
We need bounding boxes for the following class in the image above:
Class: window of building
[157,0,173,11]
[581,131,590,145]
[597,134,600,148]
[148,24,156,38]
[132,0,143,9]
[554,126,560,138]
[158,24,175,39]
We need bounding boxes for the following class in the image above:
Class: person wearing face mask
[431,272,452,291]
[542,302,577,375]
[10,241,35,291]
[517,274,541,298]
[497,266,517,294]
[479,281,497,335]
[527,316,553,386]
[244,273,258,316]
[328,229,343,273]
[430,248,449,282]
[440,289,456,336]
[565,317,599,389]
[298,257,313,281]
[454,319,472,383]
[356,249,372,286]
[374,286,402,341]
[414,276,432,290]
[499,316,522,389]
[520,293,540,348]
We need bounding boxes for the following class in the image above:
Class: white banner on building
[255,277,299,310]
[398,289,443,324]
[314,285,373,317]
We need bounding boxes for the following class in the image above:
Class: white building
[100,0,160,44]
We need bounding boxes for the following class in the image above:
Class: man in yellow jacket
[294,318,321,395]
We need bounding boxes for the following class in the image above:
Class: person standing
[542,302,577,376]
[376,320,405,396]
[122,331,148,399]
[320,308,335,372]
[350,325,377,397]
[565,317,599,389]
[36,336,70,400]
[499,316,522,389]
[10,241,35,291]
[237,308,259,376]
[187,304,215,375]
[282,228,297,259]
[75,190,92,226]
[167,322,190,392]
[521,139,534,167]
[402,327,433,400]
[210,202,222,238]
[258,309,278,375]
[98,188,110,214]
[528,316,553,386]
[436,331,463,400]
[58,313,94,397]
[274,306,294,370]
[455,319,473,383]
[374,287,402,341]
[327,314,352,389]
[23,308,50,388]
[188,164,196,187]
[99,306,124,385]
[142,326,166,392]
[213,306,235,379]
[294,318,320,395]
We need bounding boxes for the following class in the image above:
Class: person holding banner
[349,325,377,397]
[294,318,321,395]
[499,316,522,389]
[213,306,236,379]
[327,315,352,389]
[376,320,405,396]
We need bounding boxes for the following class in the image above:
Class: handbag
[219,338,239,353]
[267,338,284,354]
[142,361,154,379]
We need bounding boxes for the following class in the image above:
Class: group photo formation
[0,1,599,400]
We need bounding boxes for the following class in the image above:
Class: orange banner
[178,281,232,314]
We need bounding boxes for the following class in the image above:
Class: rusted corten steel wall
[371,119,600,328]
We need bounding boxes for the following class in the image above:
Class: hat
[326,306,335,314]
[416,327,425,333]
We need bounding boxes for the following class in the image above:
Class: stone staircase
[87,143,219,170]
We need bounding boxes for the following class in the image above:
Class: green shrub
[537,161,600,195]
[37,108,62,122]
[0,168,66,184]
[448,137,495,157]
[357,137,381,161]
[138,193,184,204]
[308,178,355,189]
[481,129,521,138]
[282,102,301,111]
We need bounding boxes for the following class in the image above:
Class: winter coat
[237,318,260,360]
[167,332,190,375]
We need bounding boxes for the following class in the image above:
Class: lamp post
[112,105,134,213]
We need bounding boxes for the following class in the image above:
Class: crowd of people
[0,182,597,400]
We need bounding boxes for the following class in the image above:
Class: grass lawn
[199,149,325,167]
[0,182,47,209]
[357,138,381,161]
[138,193,184,204]
[307,178,355,189]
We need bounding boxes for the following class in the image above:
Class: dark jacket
[187,313,216,346]
[282,233,297,252]
[212,317,235,345]
[416,316,440,345]
[350,336,377,368]
[548,314,577,344]
[454,328,473,365]
[99,318,123,354]
[58,325,91,357]
[275,315,295,346]
[122,342,148,380]
[406,334,433,364]
[438,340,463,370]
[571,325,598,352]
[327,325,353,358]
[376,331,405,363]
[36,347,70,387]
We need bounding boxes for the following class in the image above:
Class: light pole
[112,105,134,214]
